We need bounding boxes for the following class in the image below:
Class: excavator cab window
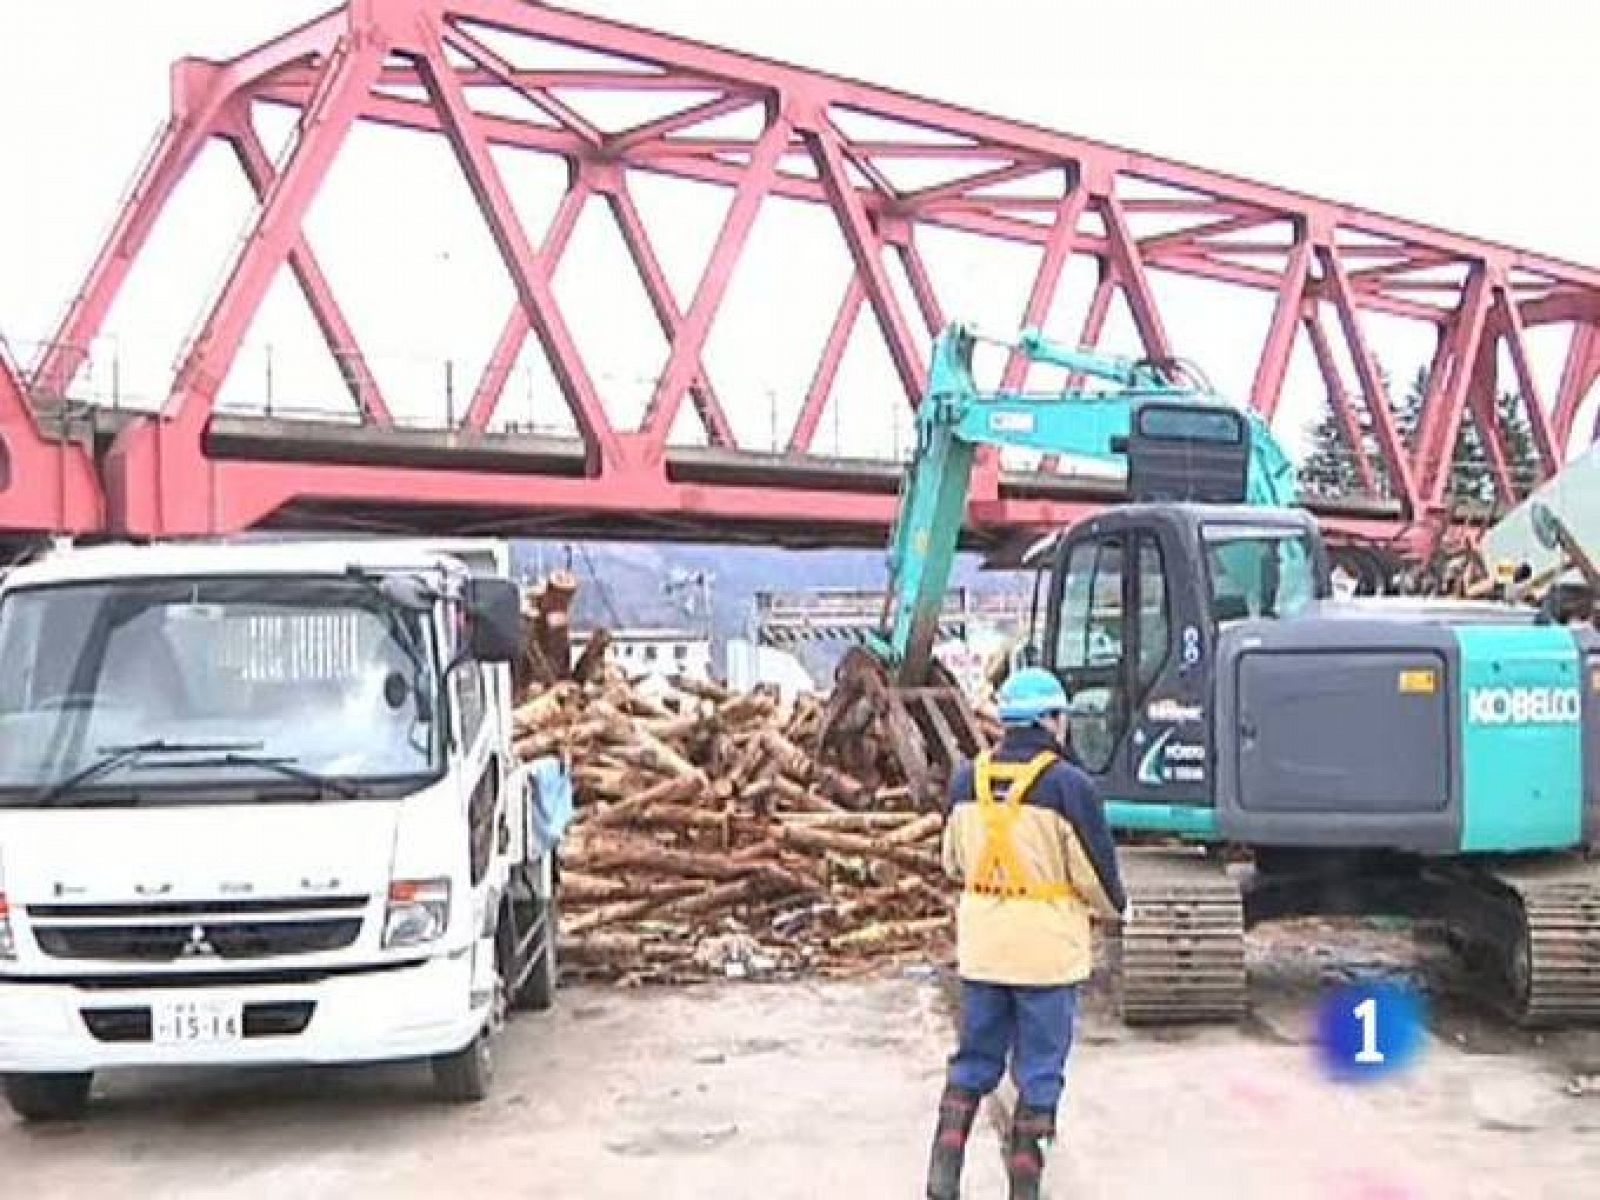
[1050,528,1174,775]
[1053,536,1126,772]
[1201,524,1316,624]
[1135,537,1171,690]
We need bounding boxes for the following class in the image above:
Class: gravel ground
[3,919,1598,1199]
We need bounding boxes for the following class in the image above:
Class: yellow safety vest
[965,750,1077,903]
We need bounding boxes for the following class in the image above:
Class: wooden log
[563,896,661,934]
[729,737,770,790]
[619,690,675,721]
[739,778,778,812]
[639,713,704,742]
[560,877,702,904]
[570,766,632,801]
[512,684,577,733]
[626,804,749,835]
[571,628,612,684]
[518,635,556,689]
[583,702,700,778]
[513,732,563,761]
[760,729,813,783]
[580,838,773,881]
[670,675,731,703]
[770,876,932,934]
[778,825,942,873]
[882,813,945,846]
[589,774,706,825]
[729,837,782,863]
[717,692,775,727]
[771,775,841,813]
[559,933,695,963]
[541,611,572,681]
[539,570,579,615]
[566,709,626,746]
[608,739,704,783]
[814,765,868,807]
[826,916,951,952]
[557,870,631,901]
[776,812,923,832]
[652,876,767,919]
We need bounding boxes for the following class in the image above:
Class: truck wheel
[431,958,505,1104]
[514,890,559,1013]
[430,1033,493,1104]
[3,1072,92,1122]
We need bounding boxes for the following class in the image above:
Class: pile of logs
[513,665,958,985]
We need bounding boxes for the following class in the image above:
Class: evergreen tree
[1299,362,1539,508]
[1298,364,1395,500]
[1444,389,1541,505]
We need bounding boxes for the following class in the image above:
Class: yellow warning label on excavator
[1398,669,1438,695]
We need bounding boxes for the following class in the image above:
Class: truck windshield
[1202,524,1317,622]
[0,576,441,804]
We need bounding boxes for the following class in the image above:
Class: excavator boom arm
[878,324,1298,682]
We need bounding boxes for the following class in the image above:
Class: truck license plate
[151,999,243,1045]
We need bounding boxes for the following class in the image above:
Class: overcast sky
[2,0,1597,461]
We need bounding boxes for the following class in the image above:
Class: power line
[577,542,624,630]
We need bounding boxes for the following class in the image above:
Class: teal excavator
[821,322,1600,1026]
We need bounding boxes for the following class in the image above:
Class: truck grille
[26,899,369,963]
[81,1002,315,1043]
[35,920,362,962]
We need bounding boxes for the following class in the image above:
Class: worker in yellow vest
[924,667,1128,1200]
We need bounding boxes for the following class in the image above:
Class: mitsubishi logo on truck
[180,925,218,958]
[1467,686,1581,727]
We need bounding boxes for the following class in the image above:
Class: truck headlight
[383,878,451,949]
[0,856,13,960]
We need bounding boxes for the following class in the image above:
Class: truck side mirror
[464,576,523,663]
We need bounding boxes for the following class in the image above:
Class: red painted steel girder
[0,339,102,536]
[29,0,1600,544]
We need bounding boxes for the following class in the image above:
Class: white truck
[0,537,567,1120]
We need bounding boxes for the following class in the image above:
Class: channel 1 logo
[1314,980,1427,1082]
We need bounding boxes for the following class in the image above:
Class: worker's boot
[925,1083,981,1200]
[1006,1103,1056,1200]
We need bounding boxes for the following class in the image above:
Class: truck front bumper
[0,950,486,1073]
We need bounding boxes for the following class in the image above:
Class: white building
[575,627,714,682]
[725,638,815,702]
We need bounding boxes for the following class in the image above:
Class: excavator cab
[1039,503,1329,808]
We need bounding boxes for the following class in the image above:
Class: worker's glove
[1120,900,1136,925]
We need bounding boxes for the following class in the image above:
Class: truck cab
[0,538,566,1120]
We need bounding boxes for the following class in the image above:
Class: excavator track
[1477,857,1600,1027]
[1114,847,1247,1025]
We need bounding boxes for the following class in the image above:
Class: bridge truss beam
[0,338,101,540]
[22,0,1600,551]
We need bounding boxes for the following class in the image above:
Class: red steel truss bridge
[4,0,1599,559]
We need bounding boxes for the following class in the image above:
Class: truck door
[1046,519,1215,820]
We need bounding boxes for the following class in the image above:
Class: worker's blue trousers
[947,980,1078,1112]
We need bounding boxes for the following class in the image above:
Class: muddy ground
[3,919,1598,1199]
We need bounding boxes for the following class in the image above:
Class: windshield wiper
[34,739,265,805]
[160,752,363,799]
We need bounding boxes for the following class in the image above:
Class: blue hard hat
[997,667,1069,726]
